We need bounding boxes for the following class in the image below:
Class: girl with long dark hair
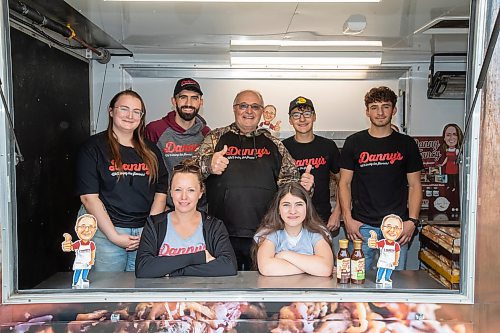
[253,182,333,276]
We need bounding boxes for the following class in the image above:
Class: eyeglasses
[173,164,200,173]
[77,225,96,230]
[382,225,401,231]
[115,106,144,119]
[290,110,314,120]
[233,103,264,112]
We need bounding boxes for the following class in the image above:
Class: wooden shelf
[425,266,459,290]
[421,220,460,226]
[420,233,460,261]
[419,251,460,284]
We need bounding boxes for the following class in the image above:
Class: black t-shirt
[339,130,423,226]
[282,135,340,221]
[76,132,169,228]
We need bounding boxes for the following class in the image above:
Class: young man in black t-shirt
[283,96,341,230]
[339,87,423,271]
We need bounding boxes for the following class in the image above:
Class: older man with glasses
[367,214,404,284]
[283,96,342,231]
[194,90,314,270]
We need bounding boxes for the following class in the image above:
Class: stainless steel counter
[34,270,445,293]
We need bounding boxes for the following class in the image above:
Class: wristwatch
[408,217,421,227]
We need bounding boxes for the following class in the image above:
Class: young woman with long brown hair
[76,90,168,272]
[253,182,333,277]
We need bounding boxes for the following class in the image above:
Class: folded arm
[257,239,304,276]
[135,220,206,278]
[170,221,237,277]
[275,239,334,277]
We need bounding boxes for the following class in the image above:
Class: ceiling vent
[414,16,469,35]
[427,53,467,100]
[343,14,367,35]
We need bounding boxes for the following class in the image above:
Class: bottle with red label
[337,239,351,284]
[350,239,365,284]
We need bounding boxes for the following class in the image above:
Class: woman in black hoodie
[135,159,237,278]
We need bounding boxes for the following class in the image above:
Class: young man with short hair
[146,78,210,210]
[339,86,423,270]
[283,96,341,230]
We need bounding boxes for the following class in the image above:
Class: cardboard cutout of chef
[368,214,403,284]
[258,105,281,134]
[61,214,97,289]
[439,123,463,192]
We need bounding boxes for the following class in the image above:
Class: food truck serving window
[1,7,483,306]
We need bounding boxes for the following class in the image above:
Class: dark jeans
[229,236,254,271]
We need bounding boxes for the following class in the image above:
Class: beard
[176,105,199,121]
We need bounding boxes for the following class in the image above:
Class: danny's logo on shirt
[108,160,150,176]
[295,156,327,169]
[163,142,200,155]
[225,146,271,160]
[159,243,206,256]
[358,151,403,167]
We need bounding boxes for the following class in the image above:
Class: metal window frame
[0,0,486,305]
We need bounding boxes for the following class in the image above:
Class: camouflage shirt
[194,123,299,185]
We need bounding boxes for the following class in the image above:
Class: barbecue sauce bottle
[337,239,351,284]
[350,239,365,284]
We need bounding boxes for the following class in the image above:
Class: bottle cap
[353,239,362,249]
[339,239,349,248]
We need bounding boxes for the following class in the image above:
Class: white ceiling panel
[61,0,470,61]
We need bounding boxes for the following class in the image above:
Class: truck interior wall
[88,59,466,271]
[90,64,400,133]
[132,77,399,133]
[11,27,90,289]
[406,64,466,135]
[91,60,465,136]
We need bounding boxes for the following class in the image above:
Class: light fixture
[230,51,382,68]
[343,14,368,35]
[230,40,382,47]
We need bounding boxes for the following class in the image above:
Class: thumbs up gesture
[300,164,315,192]
[367,230,378,249]
[62,233,73,252]
[211,145,230,175]
[274,121,281,132]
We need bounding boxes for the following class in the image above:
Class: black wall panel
[11,28,90,289]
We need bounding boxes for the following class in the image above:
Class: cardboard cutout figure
[258,105,281,133]
[438,123,463,192]
[62,214,97,289]
[368,214,403,284]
